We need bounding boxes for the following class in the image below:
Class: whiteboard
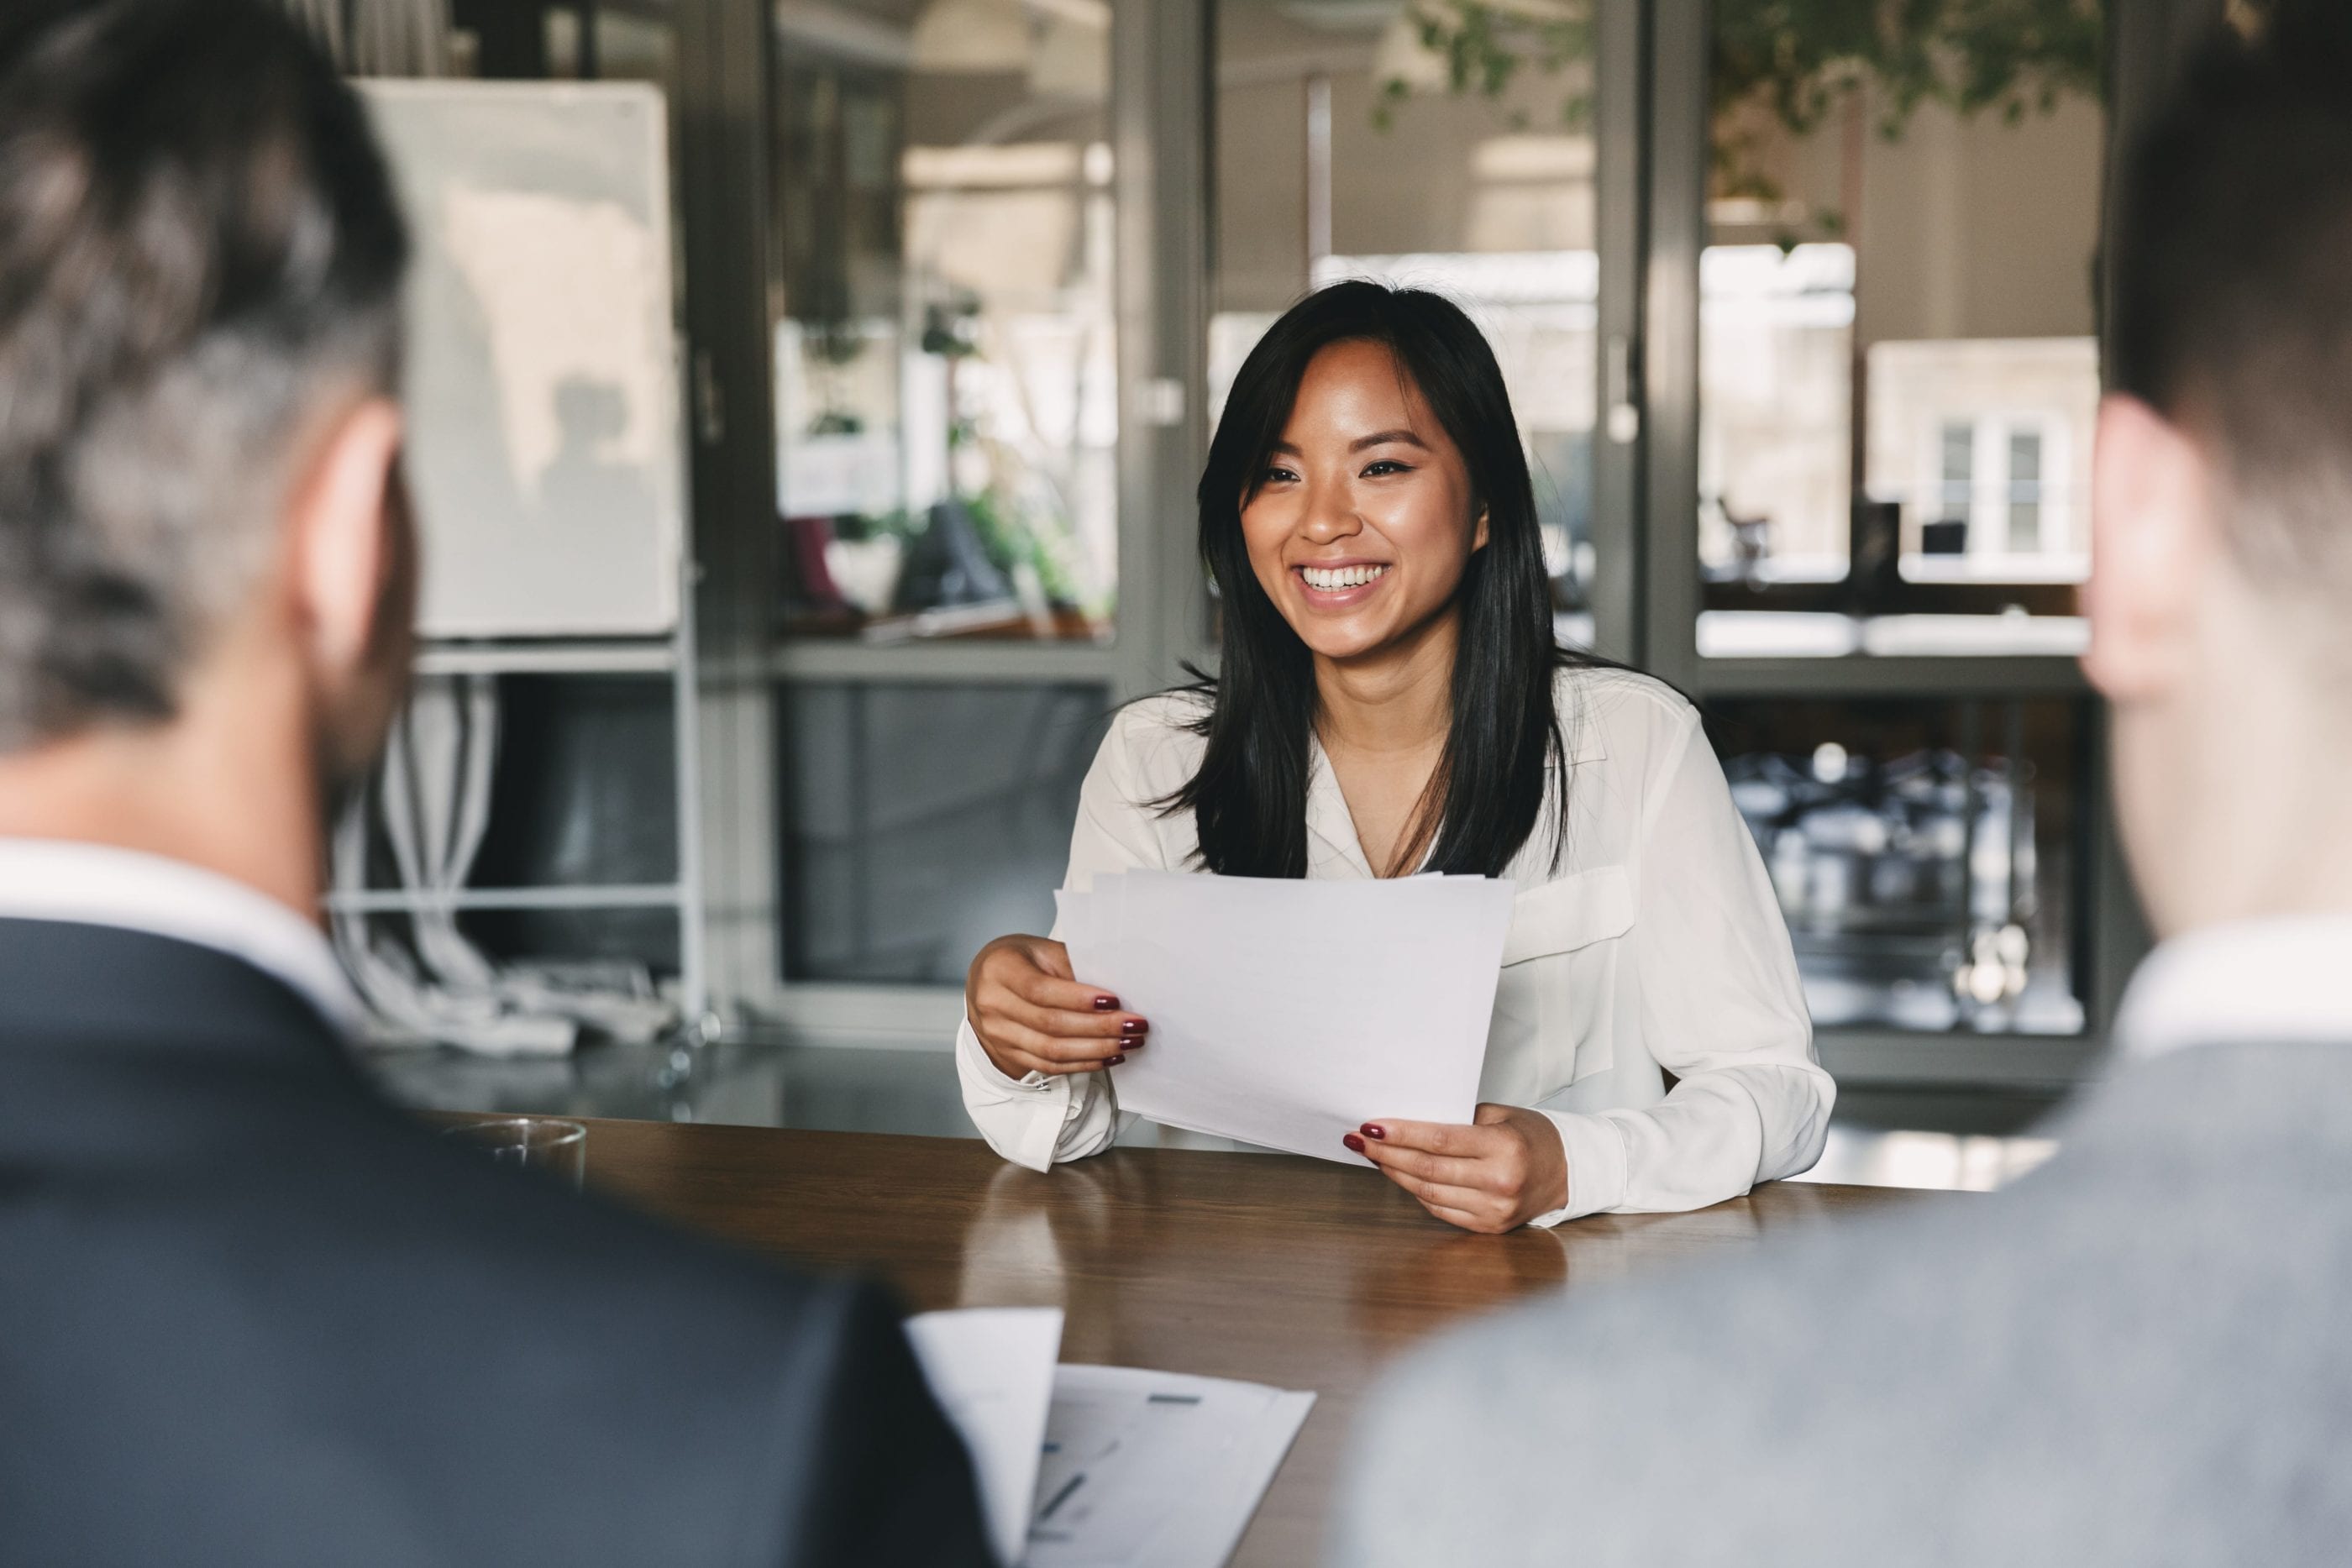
[361,81,683,638]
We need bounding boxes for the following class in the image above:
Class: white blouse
[955,666,1835,1227]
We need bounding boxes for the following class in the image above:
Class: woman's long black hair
[1165,280,1593,878]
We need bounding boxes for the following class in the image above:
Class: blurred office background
[312,0,2236,1190]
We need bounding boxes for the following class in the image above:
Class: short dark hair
[2111,2,2352,603]
[0,0,407,751]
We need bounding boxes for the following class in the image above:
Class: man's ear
[286,396,403,681]
[2082,394,2218,705]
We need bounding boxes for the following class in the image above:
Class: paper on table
[1026,1365,1315,1568]
[906,1309,1313,1568]
[1059,870,1517,1163]
[906,1307,1065,1566]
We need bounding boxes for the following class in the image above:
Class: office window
[1937,420,1974,538]
[1211,0,1600,641]
[1696,1,2104,651]
[771,0,1116,642]
[1903,412,2066,576]
[2008,427,2045,553]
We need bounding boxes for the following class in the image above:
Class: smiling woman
[1185,289,1561,884]
[957,281,1836,1233]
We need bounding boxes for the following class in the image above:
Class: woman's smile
[1294,559,1394,607]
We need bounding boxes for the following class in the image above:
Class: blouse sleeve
[956,708,1172,1172]
[1527,707,1835,1225]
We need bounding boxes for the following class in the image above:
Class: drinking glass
[441,1117,587,1189]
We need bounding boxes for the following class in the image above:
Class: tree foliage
[1383,0,2104,201]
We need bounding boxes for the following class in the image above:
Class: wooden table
[570,1118,1954,1565]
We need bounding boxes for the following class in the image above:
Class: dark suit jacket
[0,918,992,1568]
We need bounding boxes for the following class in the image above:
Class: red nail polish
[1362,1124,1387,1141]
[1342,1133,1367,1154]
[1108,1054,1126,1066]
[1093,994,1121,1011]
[1120,1018,1147,1036]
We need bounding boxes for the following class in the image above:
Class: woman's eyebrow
[1349,428,1429,453]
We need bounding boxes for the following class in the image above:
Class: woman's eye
[1260,466,1299,485]
[1362,459,1412,478]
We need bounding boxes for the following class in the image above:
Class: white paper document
[909,1310,1314,1568]
[1056,870,1517,1163]
[1026,1366,1314,1568]
[906,1308,1065,1565]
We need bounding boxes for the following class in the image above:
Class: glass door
[1687,0,2107,663]
[1210,0,1610,647]
[764,0,1134,1027]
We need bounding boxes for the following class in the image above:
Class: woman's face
[1240,338,1487,665]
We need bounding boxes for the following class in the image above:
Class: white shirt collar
[1303,735,1376,879]
[0,837,363,1036]
[2112,914,2352,1063]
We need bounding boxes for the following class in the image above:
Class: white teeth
[1300,564,1389,591]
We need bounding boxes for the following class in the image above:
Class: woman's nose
[1300,481,1362,543]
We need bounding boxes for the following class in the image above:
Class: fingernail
[1362,1124,1387,1141]
[1342,1133,1367,1154]
[1120,1018,1147,1036]
[1108,1054,1127,1067]
[1093,994,1121,1011]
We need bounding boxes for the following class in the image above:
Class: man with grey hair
[0,3,987,1564]
[1333,6,2352,1563]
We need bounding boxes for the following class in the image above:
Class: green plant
[1383,0,2103,202]
[1374,6,1593,132]
[964,485,1086,609]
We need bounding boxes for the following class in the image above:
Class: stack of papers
[1056,870,1517,1162]
[907,1308,1315,1568]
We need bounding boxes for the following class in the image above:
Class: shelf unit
[330,579,708,1030]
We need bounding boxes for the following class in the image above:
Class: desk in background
[559,1119,1956,1565]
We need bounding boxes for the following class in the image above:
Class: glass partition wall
[770,0,1117,643]
[1689,0,2107,660]
[709,0,2160,1084]
[1212,0,1605,642]
[1642,0,2126,1085]
[759,0,1188,1029]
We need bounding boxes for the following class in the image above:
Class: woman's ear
[1472,504,1490,552]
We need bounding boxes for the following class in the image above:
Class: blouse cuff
[1527,1109,1629,1227]
[954,1014,1070,1173]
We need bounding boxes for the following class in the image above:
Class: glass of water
[441,1117,587,1189]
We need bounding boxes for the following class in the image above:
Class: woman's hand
[1344,1104,1568,1233]
[967,934,1148,1083]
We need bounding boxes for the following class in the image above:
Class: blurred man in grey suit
[0,3,987,1564]
[1334,8,2352,1565]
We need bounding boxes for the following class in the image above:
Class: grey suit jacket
[1332,1041,2352,1565]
